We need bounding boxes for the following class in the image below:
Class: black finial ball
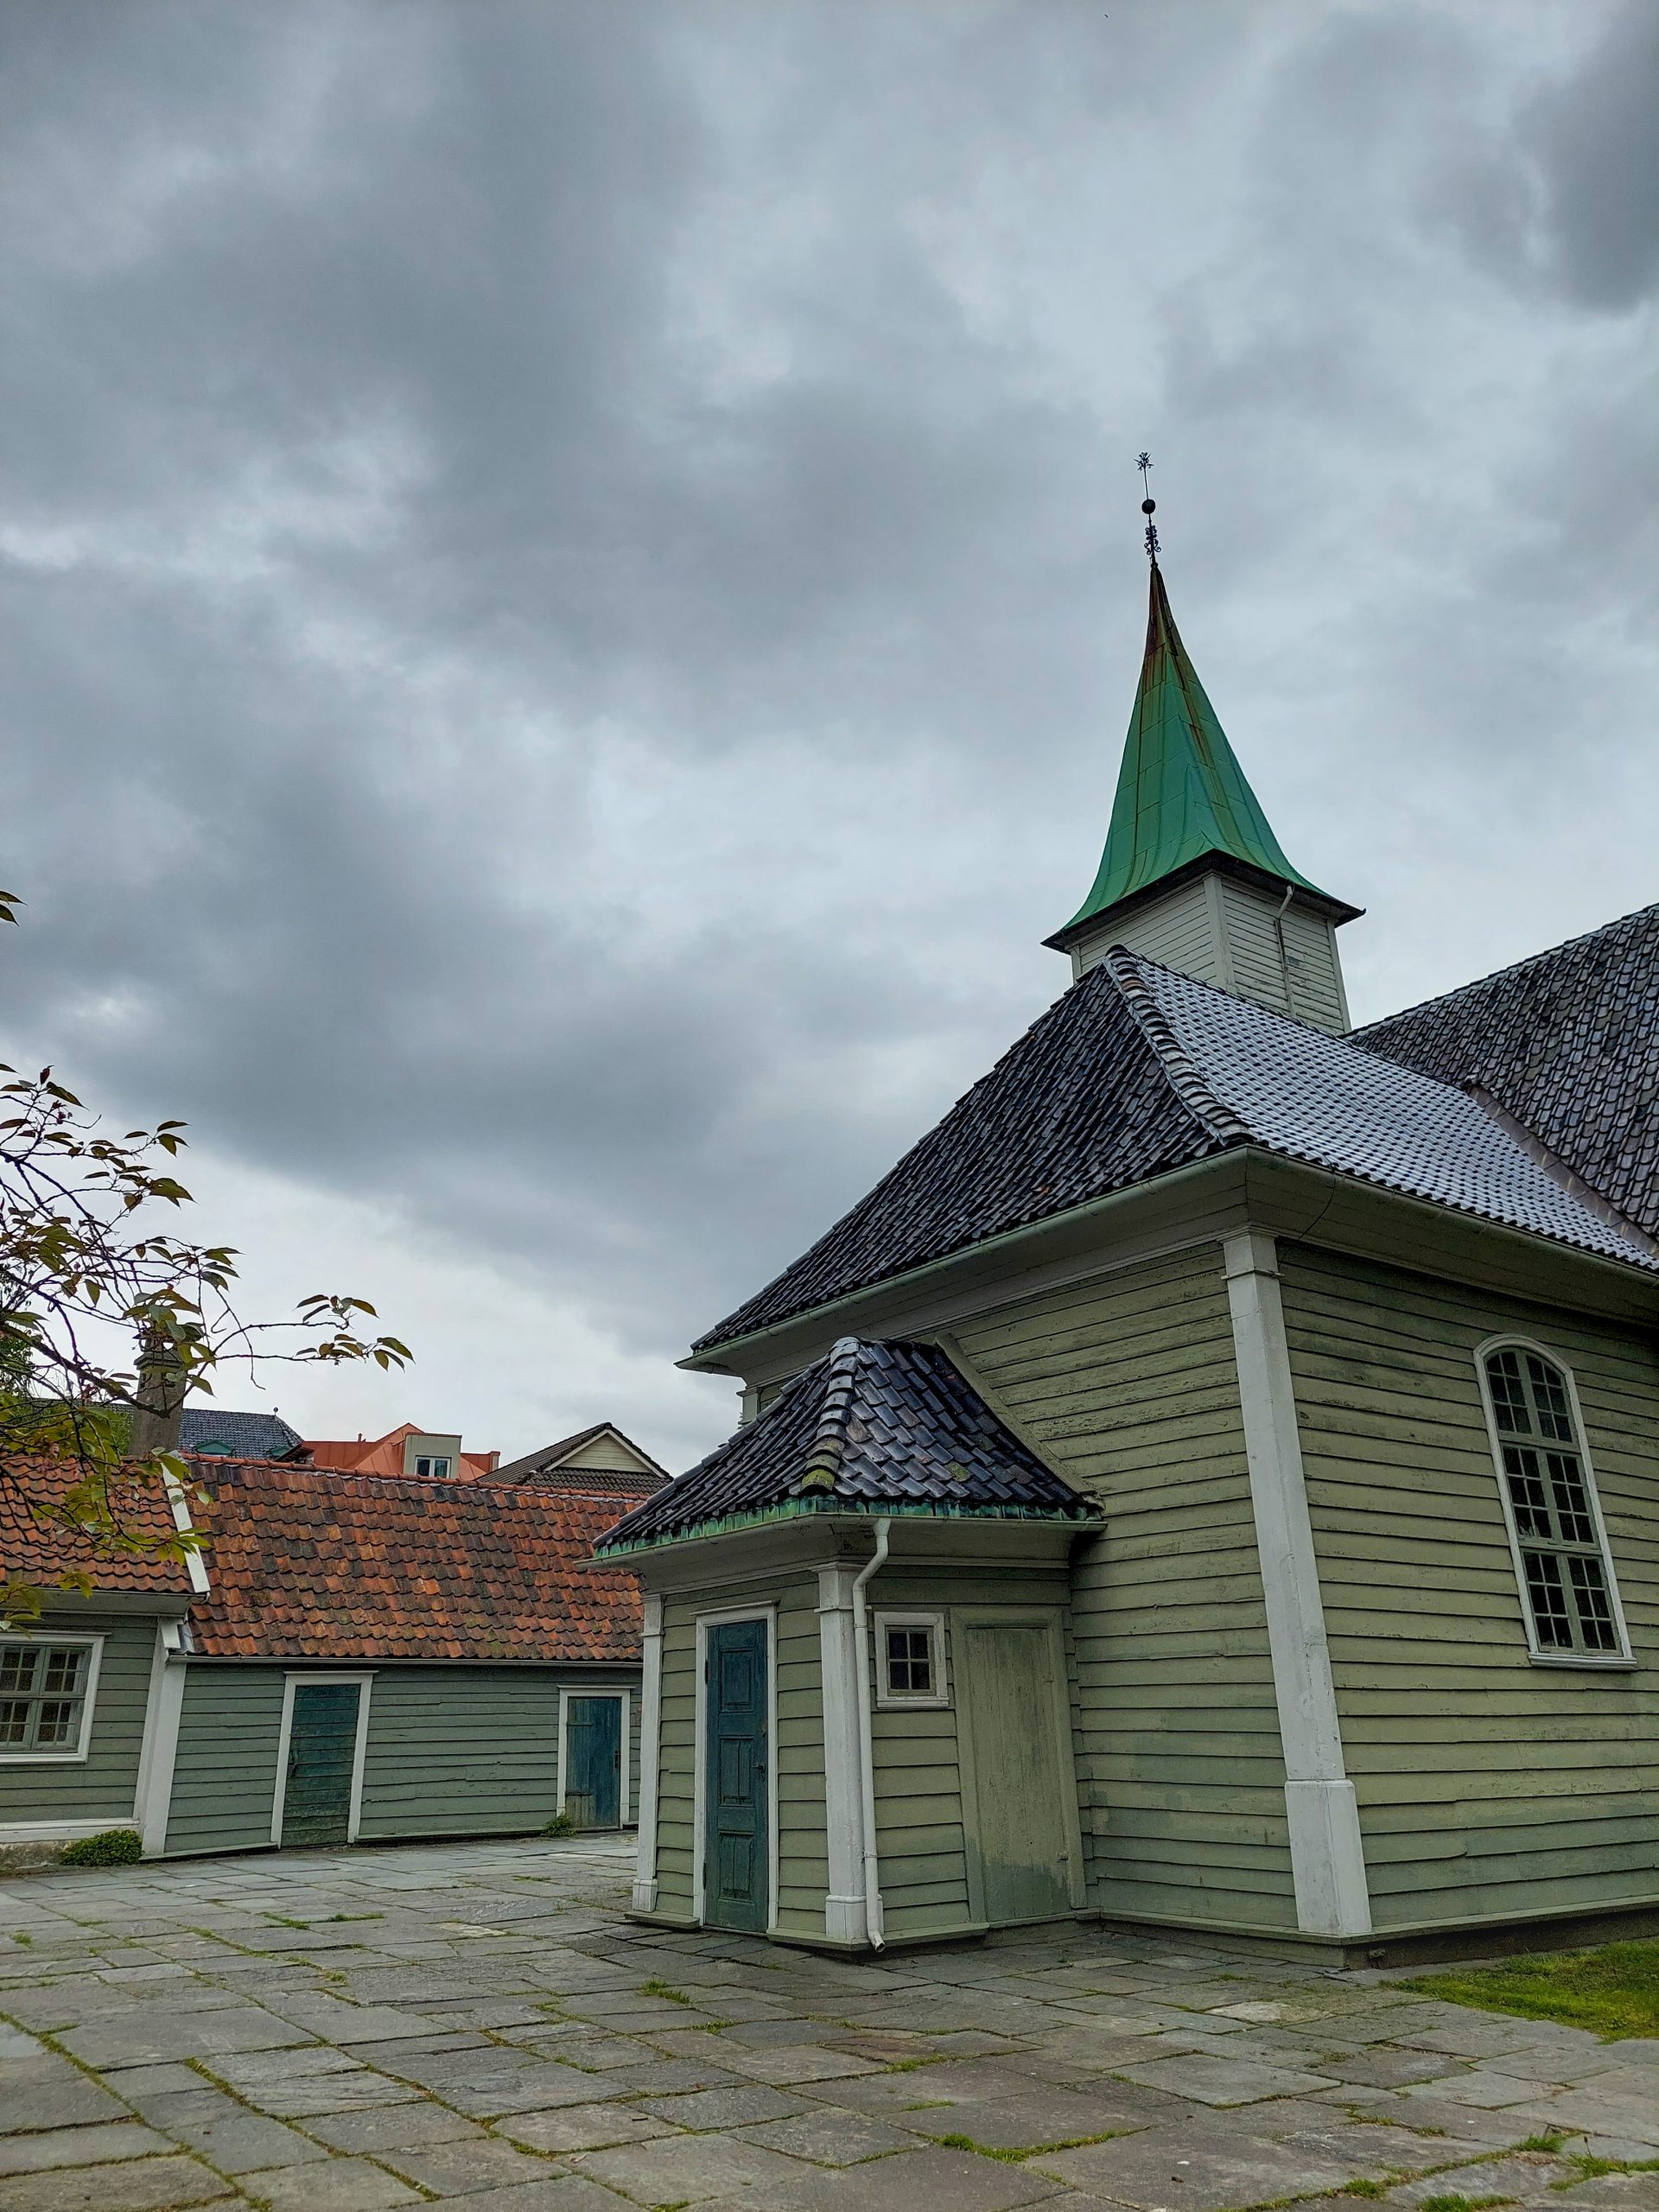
[1141,498,1156,515]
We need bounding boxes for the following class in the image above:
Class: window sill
[874,1694,952,1712]
[0,1750,92,1764]
[1527,1653,1637,1672]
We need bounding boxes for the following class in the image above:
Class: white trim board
[134,1622,188,1855]
[692,1604,779,1937]
[557,1686,632,1828]
[632,1594,664,1911]
[1224,1230,1371,1942]
[270,1673,374,1847]
[0,1816,133,1845]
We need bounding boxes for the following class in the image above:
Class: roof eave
[1045,851,1363,953]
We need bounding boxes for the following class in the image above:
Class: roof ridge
[796,1336,862,1497]
[1356,901,1659,1037]
[1103,947,1255,1147]
[194,1458,640,1505]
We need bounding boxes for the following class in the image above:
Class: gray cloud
[1,0,1653,1464]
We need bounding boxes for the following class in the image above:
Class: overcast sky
[3,0,1654,1470]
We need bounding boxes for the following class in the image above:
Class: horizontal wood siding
[774,1580,827,1935]
[166,1666,285,1854]
[0,1612,156,1831]
[1280,1246,1659,1929]
[656,1593,699,1918]
[359,1668,639,1840]
[953,1245,1296,1931]
[1108,880,1224,985]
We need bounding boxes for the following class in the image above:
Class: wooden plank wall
[1279,1245,1659,1929]
[165,1666,286,1853]
[0,1612,158,1832]
[952,1244,1298,1932]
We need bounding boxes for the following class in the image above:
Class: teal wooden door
[959,1622,1073,1925]
[564,1696,622,1828]
[704,1620,768,1931]
[281,1683,360,1847]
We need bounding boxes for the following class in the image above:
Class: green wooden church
[599,532,1659,1964]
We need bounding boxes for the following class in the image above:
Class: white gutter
[849,1516,890,1949]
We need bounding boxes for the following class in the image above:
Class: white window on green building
[1478,1343,1630,1664]
[0,1638,102,1758]
[875,1612,949,1707]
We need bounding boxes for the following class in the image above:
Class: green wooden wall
[1279,1245,1659,1931]
[0,1611,157,1832]
[166,1665,286,1854]
[359,1667,638,1840]
[164,1663,642,1856]
[952,1243,1299,1932]
[654,1578,827,1935]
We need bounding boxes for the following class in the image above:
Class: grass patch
[1516,2133,1569,2153]
[1414,2196,1514,2212]
[11,1934,30,1948]
[1341,2182,1389,2198]
[933,2128,1128,2165]
[1397,1940,1659,2040]
[639,1980,693,2005]
[1553,2156,1659,2186]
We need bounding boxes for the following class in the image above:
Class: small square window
[875,1615,947,1707]
[415,1455,452,1479]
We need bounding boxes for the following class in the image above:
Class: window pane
[1523,1551,1573,1647]
[1525,1355,1575,1441]
[43,1649,86,1697]
[0,1648,38,1694]
[1544,1454,1595,1545]
[1487,1350,1529,1433]
[33,1700,79,1748]
[0,1701,29,1745]
[886,1627,933,1696]
[1503,1446,1549,1536]
[1567,1556,1618,1651]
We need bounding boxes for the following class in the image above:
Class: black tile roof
[694,941,1659,1357]
[179,1408,306,1460]
[1355,904,1659,1240]
[693,966,1217,1351]
[495,1422,668,1487]
[596,1337,1098,1552]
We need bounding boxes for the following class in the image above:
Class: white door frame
[270,1673,374,1847]
[557,1686,632,1827]
[692,1604,779,1936]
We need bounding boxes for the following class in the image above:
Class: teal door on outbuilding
[704,1619,768,1931]
[563,1695,622,1828]
[280,1682,361,1847]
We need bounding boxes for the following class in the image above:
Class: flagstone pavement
[2,1837,1656,2212]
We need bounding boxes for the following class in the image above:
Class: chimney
[128,1330,187,1459]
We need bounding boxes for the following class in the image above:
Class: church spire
[1046,469,1361,1033]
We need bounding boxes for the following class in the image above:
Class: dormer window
[416,1455,452,1480]
[1478,1342,1630,1665]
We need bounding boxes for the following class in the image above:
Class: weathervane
[1136,451,1160,564]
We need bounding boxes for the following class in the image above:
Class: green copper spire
[1051,561,1342,944]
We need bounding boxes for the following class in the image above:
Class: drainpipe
[1271,883,1296,1015]
[850,1517,891,1950]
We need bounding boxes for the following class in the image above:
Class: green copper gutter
[594,1492,1100,1559]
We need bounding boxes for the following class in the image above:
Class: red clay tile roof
[303,1422,499,1480]
[184,1459,646,1662]
[0,1459,196,1597]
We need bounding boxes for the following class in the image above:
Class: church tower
[1046,499,1360,1033]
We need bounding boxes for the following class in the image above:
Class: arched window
[1478,1342,1630,1663]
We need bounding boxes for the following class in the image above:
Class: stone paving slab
[3,1836,1654,2212]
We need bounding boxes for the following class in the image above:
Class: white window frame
[691,1603,779,1936]
[270,1672,375,1846]
[0,1635,105,1763]
[1475,1335,1634,1669]
[556,1686,632,1827]
[874,1610,950,1709]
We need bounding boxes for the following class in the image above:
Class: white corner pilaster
[1224,1230,1371,1940]
[816,1564,868,1944]
[631,1593,664,1913]
[134,1621,188,1859]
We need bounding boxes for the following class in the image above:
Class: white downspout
[850,1517,891,1949]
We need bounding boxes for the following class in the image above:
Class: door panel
[282,1682,360,1847]
[959,1622,1074,1925]
[704,1620,768,1931]
[564,1696,623,1828]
